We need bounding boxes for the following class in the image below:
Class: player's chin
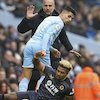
[66,21,71,24]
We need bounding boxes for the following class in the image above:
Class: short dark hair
[61,5,76,16]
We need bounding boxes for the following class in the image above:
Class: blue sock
[19,78,29,91]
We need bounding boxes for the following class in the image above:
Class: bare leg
[19,68,32,91]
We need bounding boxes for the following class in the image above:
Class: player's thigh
[23,68,33,79]
[40,51,51,65]
[23,45,35,68]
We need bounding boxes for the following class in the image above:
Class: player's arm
[59,28,81,57]
[17,17,32,33]
[33,51,45,74]
[50,46,61,58]
[59,28,73,51]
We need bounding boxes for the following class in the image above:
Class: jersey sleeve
[44,65,55,76]
[66,78,74,96]
[17,17,32,33]
[59,28,73,51]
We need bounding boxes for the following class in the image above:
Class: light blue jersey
[23,16,64,68]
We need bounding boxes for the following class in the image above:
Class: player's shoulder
[43,16,62,26]
[45,16,58,21]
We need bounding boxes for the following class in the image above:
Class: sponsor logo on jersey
[45,80,59,95]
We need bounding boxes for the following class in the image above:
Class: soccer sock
[0,94,4,100]
[19,78,29,91]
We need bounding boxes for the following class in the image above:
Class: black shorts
[17,91,38,100]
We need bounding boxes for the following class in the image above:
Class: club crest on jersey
[55,24,60,30]
[59,85,64,90]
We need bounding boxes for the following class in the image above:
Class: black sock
[0,94,4,100]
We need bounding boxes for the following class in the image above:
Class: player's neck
[61,75,68,81]
[59,14,64,23]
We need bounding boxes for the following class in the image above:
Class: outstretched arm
[69,50,81,57]
[17,17,32,33]
[17,5,37,33]
[59,28,81,57]
[50,46,61,58]
[59,28,73,51]
[33,51,45,74]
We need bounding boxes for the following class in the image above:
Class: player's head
[59,6,76,24]
[55,60,72,80]
[43,0,55,15]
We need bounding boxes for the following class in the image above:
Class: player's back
[31,16,64,42]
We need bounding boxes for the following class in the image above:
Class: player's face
[63,11,74,24]
[43,0,55,15]
[55,66,68,80]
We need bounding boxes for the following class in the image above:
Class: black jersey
[37,66,72,100]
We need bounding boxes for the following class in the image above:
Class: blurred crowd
[0,0,100,96]
[56,0,100,40]
[0,0,100,40]
[0,24,23,93]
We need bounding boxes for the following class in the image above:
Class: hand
[26,5,37,19]
[41,50,46,57]
[70,50,81,57]
[35,51,46,58]
[51,48,61,58]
